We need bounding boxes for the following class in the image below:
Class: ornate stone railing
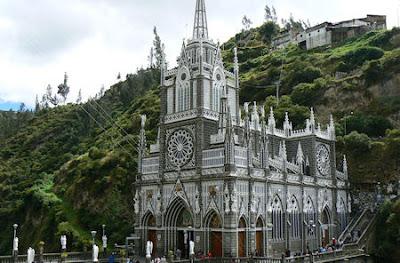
[202,148,224,168]
[166,68,178,77]
[164,109,197,123]
[269,158,283,171]
[201,108,219,121]
[286,161,300,174]
[336,170,346,180]
[287,174,301,183]
[142,157,159,175]
[224,70,235,79]
[303,176,314,184]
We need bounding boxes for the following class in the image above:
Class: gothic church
[134,0,350,258]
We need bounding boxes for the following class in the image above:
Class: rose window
[167,129,194,167]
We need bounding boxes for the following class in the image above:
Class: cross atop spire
[193,0,209,40]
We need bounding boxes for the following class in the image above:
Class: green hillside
[0,25,399,256]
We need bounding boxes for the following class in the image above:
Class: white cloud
[0,0,398,107]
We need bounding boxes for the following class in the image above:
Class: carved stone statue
[27,247,35,263]
[146,241,153,258]
[60,235,67,250]
[224,185,230,214]
[92,245,99,262]
[13,237,18,252]
[194,190,201,214]
[156,190,162,215]
[134,191,140,214]
[250,187,257,213]
[231,186,238,213]
[189,240,195,256]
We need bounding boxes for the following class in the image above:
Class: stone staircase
[338,208,377,252]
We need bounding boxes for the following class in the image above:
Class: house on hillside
[273,15,387,50]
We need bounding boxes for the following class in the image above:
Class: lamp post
[91,231,97,246]
[344,111,354,135]
[102,225,107,257]
[12,224,18,263]
[307,220,316,252]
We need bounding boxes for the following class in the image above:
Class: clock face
[316,144,331,176]
[167,129,194,168]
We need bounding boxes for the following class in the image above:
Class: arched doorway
[143,213,157,256]
[321,207,331,247]
[238,217,247,257]
[165,198,194,259]
[256,218,264,256]
[205,211,223,257]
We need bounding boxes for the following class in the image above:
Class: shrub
[343,131,371,154]
[375,200,400,263]
[291,78,328,106]
[283,61,322,93]
[344,114,392,137]
[363,60,384,85]
[259,22,279,44]
[341,46,384,71]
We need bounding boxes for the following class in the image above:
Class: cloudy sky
[0,0,399,109]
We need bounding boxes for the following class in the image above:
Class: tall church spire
[193,0,209,40]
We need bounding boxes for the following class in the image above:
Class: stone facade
[134,0,351,258]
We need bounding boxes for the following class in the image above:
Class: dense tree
[153,26,165,69]
[242,16,253,31]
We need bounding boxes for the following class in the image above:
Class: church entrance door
[145,214,157,256]
[255,218,264,256]
[238,217,247,257]
[321,207,331,247]
[206,212,223,257]
[165,198,194,259]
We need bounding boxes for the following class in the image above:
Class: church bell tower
[157,0,240,175]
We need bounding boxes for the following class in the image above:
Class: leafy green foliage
[291,78,328,107]
[375,200,400,263]
[258,22,279,44]
[341,113,393,137]
[336,47,384,72]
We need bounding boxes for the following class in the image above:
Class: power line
[85,99,140,153]
[77,103,135,156]
[90,99,139,145]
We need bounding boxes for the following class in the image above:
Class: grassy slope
[0,27,399,254]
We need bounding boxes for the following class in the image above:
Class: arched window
[304,197,316,238]
[176,70,191,112]
[271,196,284,240]
[212,69,224,112]
[288,196,301,239]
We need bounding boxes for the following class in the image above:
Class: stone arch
[164,196,194,258]
[271,195,284,240]
[321,205,332,247]
[204,210,223,257]
[287,195,301,239]
[176,66,191,112]
[211,67,226,112]
[142,211,157,256]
